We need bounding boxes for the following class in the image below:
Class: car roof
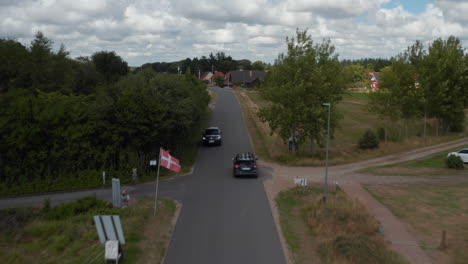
[206,126,219,130]
[236,152,255,161]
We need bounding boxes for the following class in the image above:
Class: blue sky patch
[384,0,434,14]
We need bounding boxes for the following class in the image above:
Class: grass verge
[238,90,468,166]
[276,185,407,264]
[0,196,177,264]
[361,145,468,176]
[366,183,468,264]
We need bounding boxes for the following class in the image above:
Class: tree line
[140,52,268,75]
[369,37,468,139]
[258,30,467,154]
[340,57,392,72]
[0,32,210,194]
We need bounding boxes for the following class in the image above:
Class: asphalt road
[0,87,286,264]
[163,87,285,264]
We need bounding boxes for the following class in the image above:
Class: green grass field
[0,197,176,264]
[240,90,468,166]
[362,145,467,176]
[366,183,468,264]
[341,91,370,102]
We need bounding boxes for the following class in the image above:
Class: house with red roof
[200,71,213,81]
[210,71,225,84]
[368,72,380,89]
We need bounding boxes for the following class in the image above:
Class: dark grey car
[233,152,258,177]
[202,127,222,146]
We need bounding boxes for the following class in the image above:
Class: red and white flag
[160,149,181,173]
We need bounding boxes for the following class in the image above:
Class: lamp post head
[323,103,331,107]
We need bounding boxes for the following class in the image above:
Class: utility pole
[322,103,331,202]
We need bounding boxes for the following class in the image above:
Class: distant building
[368,72,380,89]
[200,72,213,81]
[225,70,266,87]
[210,71,225,84]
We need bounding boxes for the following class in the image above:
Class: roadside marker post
[112,178,121,208]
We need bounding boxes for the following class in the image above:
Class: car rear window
[205,129,219,135]
[238,161,255,167]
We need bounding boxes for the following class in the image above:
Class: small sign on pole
[149,160,157,166]
[294,177,307,186]
[132,168,138,182]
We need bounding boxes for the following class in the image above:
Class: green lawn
[362,145,467,176]
[0,197,177,264]
[388,146,465,169]
[341,91,370,102]
[334,102,379,146]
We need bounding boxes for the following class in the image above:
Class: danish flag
[160,149,181,173]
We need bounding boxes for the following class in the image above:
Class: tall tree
[29,31,54,93]
[423,36,466,133]
[251,61,264,71]
[0,40,28,93]
[258,29,345,153]
[91,51,128,85]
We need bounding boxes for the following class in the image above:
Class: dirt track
[262,137,468,264]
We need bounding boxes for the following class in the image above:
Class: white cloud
[287,0,391,18]
[437,0,468,23]
[0,0,467,66]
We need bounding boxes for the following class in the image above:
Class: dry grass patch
[366,183,468,264]
[276,185,407,264]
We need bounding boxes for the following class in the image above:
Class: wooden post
[440,230,447,250]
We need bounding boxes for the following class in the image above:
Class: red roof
[210,71,224,81]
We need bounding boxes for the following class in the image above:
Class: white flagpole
[154,147,162,216]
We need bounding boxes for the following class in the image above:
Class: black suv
[232,152,258,177]
[202,127,222,146]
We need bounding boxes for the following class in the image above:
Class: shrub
[377,127,386,140]
[358,129,380,149]
[446,155,464,169]
[44,196,110,220]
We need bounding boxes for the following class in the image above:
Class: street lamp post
[323,103,331,202]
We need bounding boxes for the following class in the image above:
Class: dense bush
[446,155,464,169]
[358,129,380,149]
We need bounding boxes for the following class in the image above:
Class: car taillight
[253,165,257,169]
[234,164,239,168]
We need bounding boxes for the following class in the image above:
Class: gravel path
[261,137,468,264]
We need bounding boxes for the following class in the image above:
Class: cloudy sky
[1,0,467,66]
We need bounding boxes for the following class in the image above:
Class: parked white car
[447,148,468,163]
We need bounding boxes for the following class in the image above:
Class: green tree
[29,31,54,93]
[252,61,264,71]
[214,75,224,87]
[423,36,466,133]
[343,64,368,89]
[380,56,422,137]
[258,29,345,153]
[91,51,128,85]
[0,39,28,93]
